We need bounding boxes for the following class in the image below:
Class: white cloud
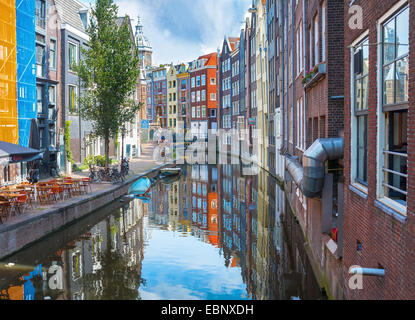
[113,0,252,65]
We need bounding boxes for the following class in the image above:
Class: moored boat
[160,167,181,176]
[128,177,152,196]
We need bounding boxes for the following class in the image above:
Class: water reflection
[0,163,324,300]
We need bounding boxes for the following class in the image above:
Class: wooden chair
[38,187,52,205]
[15,192,28,215]
[0,196,11,222]
[81,178,92,193]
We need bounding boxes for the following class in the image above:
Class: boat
[128,177,152,196]
[160,174,181,185]
[160,167,181,176]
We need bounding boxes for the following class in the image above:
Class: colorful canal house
[0,0,40,184]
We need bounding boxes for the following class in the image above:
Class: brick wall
[343,0,415,299]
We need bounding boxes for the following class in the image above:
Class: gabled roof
[220,36,240,56]
[55,0,87,33]
[116,16,136,50]
[198,52,217,66]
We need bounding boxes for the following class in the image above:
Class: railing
[382,150,407,197]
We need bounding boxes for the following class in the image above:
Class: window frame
[68,84,78,114]
[376,1,409,216]
[68,41,78,73]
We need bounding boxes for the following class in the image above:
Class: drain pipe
[278,0,286,154]
[349,267,385,277]
[286,137,344,198]
[291,0,296,155]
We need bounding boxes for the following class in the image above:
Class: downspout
[303,0,307,150]
[278,0,285,154]
[286,137,344,198]
[291,0,296,156]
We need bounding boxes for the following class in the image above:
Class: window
[210,78,216,85]
[210,93,216,101]
[296,97,305,150]
[197,107,200,118]
[379,6,409,210]
[201,90,206,101]
[49,85,56,105]
[353,38,369,185]
[322,2,327,62]
[201,75,206,86]
[69,85,78,113]
[69,42,78,72]
[196,76,201,86]
[191,77,195,88]
[36,44,45,77]
[192,107,195,118]
[382,7,409,105]
[309,26,313,69]
[197,91,200,102]
[202,106,206,118]
[37,85,43,114]
[191,92,195,102]
[314,15,319,66]
[35,0,46,29]
[50,39,56,69]
[210,109,216,118]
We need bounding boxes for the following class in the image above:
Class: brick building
[189,53,218,142]
[343,0,415,299]
[281,0,345,299]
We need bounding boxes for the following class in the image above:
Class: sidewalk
[0,142,159,233]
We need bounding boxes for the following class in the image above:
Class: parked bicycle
[94,166,124,184]
[121,157,129,176]
[89,165,101,183]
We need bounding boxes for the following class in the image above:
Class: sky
[80,0,252,65]
[139,221,249,300]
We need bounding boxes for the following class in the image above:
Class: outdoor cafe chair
[80,178,91,194]
[15,192,28,215]
[37,186,52,205]
[0,199,11,224]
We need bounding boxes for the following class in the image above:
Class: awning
[0,141,43,165]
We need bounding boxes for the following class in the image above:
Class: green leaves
[77,0,141,167]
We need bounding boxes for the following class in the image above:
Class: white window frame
[350,31,369,192]
[376,0,408,216]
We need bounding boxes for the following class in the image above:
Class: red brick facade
[343,0,415,299]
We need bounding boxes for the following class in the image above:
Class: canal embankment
[0,143,174,259]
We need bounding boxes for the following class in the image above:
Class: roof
[198,52,217,67]
[55,0,87,33]
[116,16,136,50]
[0,141,41,158]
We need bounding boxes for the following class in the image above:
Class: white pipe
[349,267,385,277]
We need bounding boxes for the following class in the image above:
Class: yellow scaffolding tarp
[0,0,18,145]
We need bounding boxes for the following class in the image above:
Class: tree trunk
[121,132,125,161]
[105,136,110,169]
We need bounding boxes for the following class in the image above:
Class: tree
[77,0,141,168]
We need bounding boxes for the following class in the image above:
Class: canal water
[0,163,325,300]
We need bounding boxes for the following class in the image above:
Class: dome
[135,15,152,52]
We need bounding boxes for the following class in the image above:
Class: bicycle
[88,166,101,183]
[110,167,124,184]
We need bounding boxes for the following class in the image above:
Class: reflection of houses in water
[2,199,147,300]
[214,162,322,300]
[150,182,169,228]
[167,182,180,231]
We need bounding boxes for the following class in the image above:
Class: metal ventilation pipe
[349,267,385,277]
[285,138,344,198]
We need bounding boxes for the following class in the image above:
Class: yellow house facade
[0,0,18,144]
